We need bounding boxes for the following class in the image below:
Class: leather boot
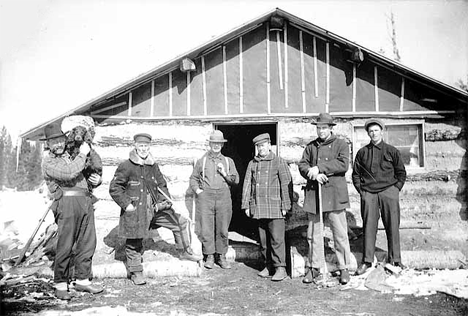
[340,269,350,285]
[302,267,320,284]
[55,289,71,300]
[130,272,146,285]
[258,267,273,278]
[179,248,203,262]
[271,267,287,282]
[204,255,215,269]
[216,254,231,269]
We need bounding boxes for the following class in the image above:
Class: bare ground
[2,259,468,316]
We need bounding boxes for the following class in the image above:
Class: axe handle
[14,201,52,266]
[318,183,328,279]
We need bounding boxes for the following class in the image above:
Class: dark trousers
[54,196,96,283]
[361,185,401,264]
[197,188,232,256]
[126,208,191,273]
[258,218,286,268]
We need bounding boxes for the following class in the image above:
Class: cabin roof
[21,7,468,140]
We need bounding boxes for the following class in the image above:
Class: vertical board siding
[270,30,285,113]
[189,58,205,116]
[225,39,241,114]
[171,69,187,116]
[285,24,303,113]
[205,48,225,115]
[328,44,353,112]
[242,25,268,114]
[153,75,170,116]
[131,82,152,117]
[310,37,327,113]
[302,33,318,113]
[378,66,402,112]
[355,60,375,111]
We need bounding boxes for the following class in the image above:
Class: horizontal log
[102,157,196,166]
[97,136,203,148]
[406,170,466,182]
[425,129,462,142]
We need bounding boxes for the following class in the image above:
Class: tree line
[0,126,43,191]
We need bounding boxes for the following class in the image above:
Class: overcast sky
[0,0,467,140]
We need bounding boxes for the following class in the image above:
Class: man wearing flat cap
[241,133,292,281]
[109,132,202,285]
[298,113,352,285]
[190,130,239,269]
[352,119,407,275]
[41,122,103,300]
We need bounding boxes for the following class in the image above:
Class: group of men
[40,112,406,300]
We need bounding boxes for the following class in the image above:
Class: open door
[214,122,278,239]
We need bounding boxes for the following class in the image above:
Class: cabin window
[353,121,425,168]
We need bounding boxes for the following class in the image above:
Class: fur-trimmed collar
[129,149,155,165]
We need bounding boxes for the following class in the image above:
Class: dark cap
[364,119,385,131]
[311,113,336,126]
[39,123,67,141]
[133,133,152,143]
[252,133,270,145]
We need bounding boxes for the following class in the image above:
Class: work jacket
[241,152,292,219]
[298,134,350,213]
[109,150,170,239]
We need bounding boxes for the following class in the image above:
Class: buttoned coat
[109,150,170,239]
[241,152,292,219]
[298,134,350,213]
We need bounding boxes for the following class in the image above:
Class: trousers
[54,195,96,283]
[258,218,286,268]
[196,188,232,255]
[125,208,191,273]
[361,185,401,264]
[306,209,351,270]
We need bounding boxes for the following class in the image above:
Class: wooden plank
[300,30,306,113]
[284,21,289,108]
[239,36,244,114]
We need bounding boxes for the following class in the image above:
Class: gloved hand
[155,200,172,212]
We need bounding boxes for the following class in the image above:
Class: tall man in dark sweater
[352,119,407,275]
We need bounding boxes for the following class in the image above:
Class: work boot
[215,254,231,269]
[393,262,407,270]
[339,269,350,285]
[204,255,215,269]
[302,267,320,284]
[355,262,372,276]
[179,248,203,262]
[258,267,273,278]
[74,283,104,294]
[55,289,71,300]
[130,272,146,285]
[271,267,287,282]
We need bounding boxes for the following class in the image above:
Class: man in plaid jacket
[241,133,292,281]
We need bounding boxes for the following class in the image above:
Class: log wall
[92,117,468,257]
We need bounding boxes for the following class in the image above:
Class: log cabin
[21,8,468,266]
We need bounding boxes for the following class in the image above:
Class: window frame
[351,120,426,171]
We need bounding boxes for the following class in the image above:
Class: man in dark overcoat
[298,113,352,285]
[41,122,104,300]
[109,133,202,285]
[241,133,292,282]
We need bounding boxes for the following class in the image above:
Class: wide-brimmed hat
[39,123,67,141]
[252,133,271,145]
[311,113,336,126]
[208,130,227,143]
[364,119,385,131]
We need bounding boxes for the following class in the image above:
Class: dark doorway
[215,123,277,240]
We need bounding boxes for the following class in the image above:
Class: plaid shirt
[42,151,88,190]
[241,152,292,219]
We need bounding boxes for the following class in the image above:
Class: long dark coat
[109,150,170,239]
[298,134,350,213]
